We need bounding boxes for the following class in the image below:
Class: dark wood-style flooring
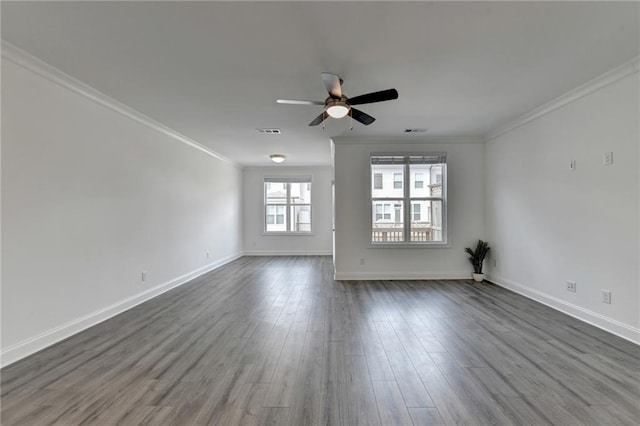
[2,256,639,425]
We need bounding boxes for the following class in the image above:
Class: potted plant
[465,240,490,282]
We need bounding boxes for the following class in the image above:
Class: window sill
[369,242,450,249]
[262,232,315,236]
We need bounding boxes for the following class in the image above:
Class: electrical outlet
[206,251,210,259]
[604,152,613,166]
[141,271,148,282]
[602,290,611,304]
[566,280,576,292]
[360,258,365,266]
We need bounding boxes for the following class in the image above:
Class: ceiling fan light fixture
[269,154,287,163]
[326,100,350,119]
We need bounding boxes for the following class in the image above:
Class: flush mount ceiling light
[325,99,350,119]
[269,154,286,163]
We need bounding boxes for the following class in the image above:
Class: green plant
[465,240,490,274]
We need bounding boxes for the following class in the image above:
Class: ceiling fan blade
[277,99,324,105]
[321,72,343,99]
[350,108,376,125]
[309,111,328,126]
[348,88,398,105]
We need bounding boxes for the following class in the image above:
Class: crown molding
[1,41,236,166]
[485,56,640,143]
[332,135,484,145]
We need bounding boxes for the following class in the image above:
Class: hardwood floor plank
[386,351,435,408]
[343,356,381,426]
[2,256,638,426]
[365,354,395,381]
[408,407,447,426]
[371,380,414,426]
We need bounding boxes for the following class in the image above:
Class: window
[374,173,383,189]
[371,154,446,244]
[264,176,312,233]
[393,173,403,189]
[414,172,424,189]
[412,203,421,221]
[374,203,392,221]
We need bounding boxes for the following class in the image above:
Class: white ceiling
[2,2,638,166]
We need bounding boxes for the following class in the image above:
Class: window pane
[290,182,311,204]
[410,200,443,242]
[372,201,404,242]
[374,173,383,189]
[412,203,421,220]
[410,164,444,197]
[276,205,285,224]
[265,183,286,203]
[266,204,287,231]
[414,172,424,189]
[393,173,403,189]
[291,205,311,232]
[371,164,404,198]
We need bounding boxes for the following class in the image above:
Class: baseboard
[488,274,640,345]
[334,271,471,281]
[243,250,332,256]
[0,252,243,368]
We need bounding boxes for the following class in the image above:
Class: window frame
[264,176,313,235]
[370,153,448,247]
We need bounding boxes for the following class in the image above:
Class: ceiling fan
[277,73,398,126]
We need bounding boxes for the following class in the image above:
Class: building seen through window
[264,178,312,233]
[371,155,446,244]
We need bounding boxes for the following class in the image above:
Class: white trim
[1,41,235,166]
[485,57,640,142]
[261,232,315,236]
[0,252,243,368]
[368,243,451,249]
[332,136,484,145]
[243,250,332,256]
[488,274,640,345]
[334,271,471,281]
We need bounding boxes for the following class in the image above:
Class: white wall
[1,54,243,366]
[485,68,639,343]
[243,166,333,255]
[333,139,485,280]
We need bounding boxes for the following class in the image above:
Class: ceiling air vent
[256,128,282,134]
[404,128,428,133]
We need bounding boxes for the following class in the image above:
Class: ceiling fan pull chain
[350,113,353,131]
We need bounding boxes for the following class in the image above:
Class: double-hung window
[371,154,446,244]
[264,176,312,233]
